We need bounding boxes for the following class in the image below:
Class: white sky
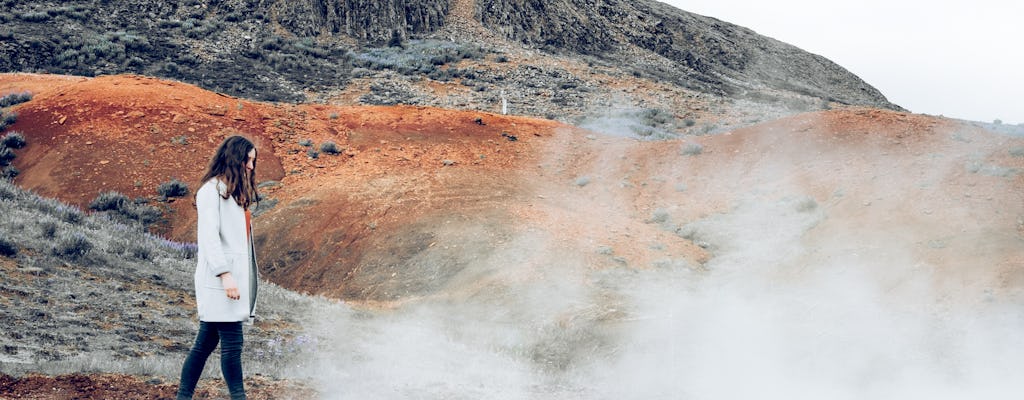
[659,0,1024,124]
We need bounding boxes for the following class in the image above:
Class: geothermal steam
[293,119,1024,399]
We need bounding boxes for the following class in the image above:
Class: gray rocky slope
[0,0,899,135]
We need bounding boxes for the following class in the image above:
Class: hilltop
[0,0,898,136]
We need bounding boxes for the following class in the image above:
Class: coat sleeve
[196,180,231,277]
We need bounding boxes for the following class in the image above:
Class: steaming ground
[288,113,1023,399]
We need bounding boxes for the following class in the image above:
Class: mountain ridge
[0,0,897,133]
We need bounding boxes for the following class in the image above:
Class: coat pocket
[202,256,238,289]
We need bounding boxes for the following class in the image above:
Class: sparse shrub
[89,191,128,212]
[574,176,591,187]
[126,202,163,226]
[39,221,58,239]
[320,141,340,155]
[0,92,32,107]
[680,143,703,156]
[683,119,696,127]
[53,233,92,260]
[62,208,83,224]
[1009,147,1024,157]
[298,138,313,147]
[1,111,16,129]
[458,46,485,60]
[430,54,456,66]
[495,55,509,63]
[18,11,50,23]
[639,108,673,127]
[306,149,319,159]
[387,30,404,48]
[129,244,153,260]
[170,135,188,145]
[162,62,180,76]
[157,179,189,198]
[1,132,26,149]
[648,208,670,224]
[0,236,17,257]
[0,147,15,167]
[631,126,657,138]
[2,165,17,180]
[89,192,161,226]
[158,19,183,29]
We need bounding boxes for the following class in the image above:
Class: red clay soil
[0,373,315,399]
[4,73,1023,304]
[0,73,556,240]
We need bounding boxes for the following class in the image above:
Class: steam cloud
[291,122,1024,399]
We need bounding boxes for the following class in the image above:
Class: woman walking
[177,135,260,400]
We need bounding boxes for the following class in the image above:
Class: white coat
[194,178,259,322]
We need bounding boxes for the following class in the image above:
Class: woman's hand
[219,272,240,300]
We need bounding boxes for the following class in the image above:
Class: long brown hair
[198,135,259,209]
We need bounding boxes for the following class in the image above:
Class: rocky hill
[0,0,898,135]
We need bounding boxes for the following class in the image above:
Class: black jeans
[176,321,246,400]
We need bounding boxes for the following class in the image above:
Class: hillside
[3,72,1024,396]
[0,0,898,137]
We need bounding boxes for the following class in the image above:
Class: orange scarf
[244,210,252,241]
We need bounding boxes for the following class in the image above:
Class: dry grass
[0,179,344,381]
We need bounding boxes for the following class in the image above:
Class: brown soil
[0,373,315,399]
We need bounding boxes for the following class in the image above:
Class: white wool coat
[194,178,259,322]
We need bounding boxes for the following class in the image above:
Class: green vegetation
[18,11,50,23]
[52,232,93,260]
[89,191,162,227]
[680,143,704,156]
[0,147,14,167]
[1,165,17,180]
[88,191,130,212]
[1,132,25,149]
[0,111,16,131]
[0,179,331,377]
[320,141,340,155]
[0,235,17,257]
[352,39,488,78]
[0,92,32,108]
[156,179,189,199]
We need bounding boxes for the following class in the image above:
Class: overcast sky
[658,0,1024,124]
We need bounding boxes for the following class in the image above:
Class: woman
[177,135,260,400]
